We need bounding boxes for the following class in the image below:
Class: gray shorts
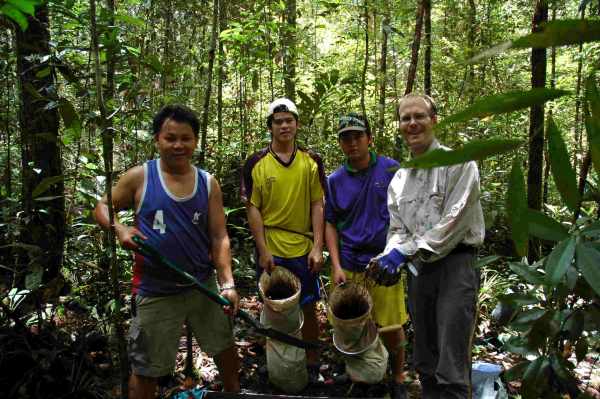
[128,278,235,377]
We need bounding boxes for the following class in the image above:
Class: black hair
[152,104,200,137]
[267,104,299,128]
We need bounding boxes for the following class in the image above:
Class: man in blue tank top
[95,105,240,398]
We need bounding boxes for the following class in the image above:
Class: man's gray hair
[398,93,437,117]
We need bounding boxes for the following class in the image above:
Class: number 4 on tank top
[153,210,166,234]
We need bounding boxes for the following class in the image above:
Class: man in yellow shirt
[241,98,325,373]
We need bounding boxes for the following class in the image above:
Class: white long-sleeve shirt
[384,140,485,263]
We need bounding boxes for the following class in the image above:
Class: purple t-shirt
[325,154,399,272]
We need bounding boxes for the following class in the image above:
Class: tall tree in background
[199,0,219,168]
[283,0,296,102]
[423,0,432,95]
[405,0,425,94]
[15,4,65,286]
[378,9,389,137]
[467,0,476,103]
[360,1,369,117]
[527,0,548,261]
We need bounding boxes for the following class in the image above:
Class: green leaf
[575,337,588,363]
[576,242,600,296]
[508,262,544,285]
[35,66,51,78]
[403,138,522,168]
[507,159,528,257]
[115,13,145,27]
[474,255,501,269]
[549,354,577,387]
[547,116,580,211]
[1,3,28,30]
[25,264,43,290]
[498,292,539,306]
[545,236,576,285]
[437,89,569,129]
[563,310,584,341]
[581,220,600,238]
[31,175,64,198]
[513,19,600,49]
[7,0,39,16]
[522,356,548,399]
[504,361,529,382]
[526,209,569,242]
[512,308,545,324]
[585,76,600,176]
[59,99,81,131]
[503,336,534,355]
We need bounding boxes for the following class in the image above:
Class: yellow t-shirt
[242,146,325,258]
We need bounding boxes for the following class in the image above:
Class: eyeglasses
[399,112,431,123]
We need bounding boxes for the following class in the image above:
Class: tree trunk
[3,30,12,199]
[543,3,557,206]
[199,0,219,168]
[527,0,548,262]
[467,0,476,103]
[16,4,65,286]
[90,0,129,394]
[283,0,296,102]
[574,6,586,169]
[217,0,227,148]
[161,0,173,97]
[423,0,432,95]
[378,12,389,138]
[360,0,369,117]
[405,0,425,95]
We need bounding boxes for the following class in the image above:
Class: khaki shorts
[128,278,235,377]
[332,270,409,332]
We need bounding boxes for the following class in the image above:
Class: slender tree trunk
[283,0,296,102]
[467,0,476,103]
[378,12,389,138]
[543,3,557,205]
[405,0,425,95]
[3,31,11,199]
[161,0,172,97]
[423,0,432,95]
[360,0,369,117]
[90,0,128,394]
[217,0,227,148]
[16,4,65,286]
[199,0,219,168]
[574,6,586,169]
[527,0,548,262]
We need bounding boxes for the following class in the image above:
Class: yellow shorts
[332,270,409,332]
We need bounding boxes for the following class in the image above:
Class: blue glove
[366,249,407,286]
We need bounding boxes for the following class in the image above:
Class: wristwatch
[219,282,236,292]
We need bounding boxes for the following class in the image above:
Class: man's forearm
[311,200,324,250]
[246,205,269,255]
[94,200,122,231]
[212,235,235,286]
[325,222,342,270]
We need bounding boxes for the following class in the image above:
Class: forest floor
[154,294,600,399]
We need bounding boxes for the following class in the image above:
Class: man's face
[339,130,372,165]
[269,111,298,145]
[398,98,437,156]
[155,118,198,165]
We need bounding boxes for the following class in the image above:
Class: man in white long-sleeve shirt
[368,94,484,398]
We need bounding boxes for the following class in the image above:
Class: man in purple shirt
[324,113,408,399]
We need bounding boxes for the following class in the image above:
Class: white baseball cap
[267,98,299,119]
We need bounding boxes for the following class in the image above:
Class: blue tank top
[133,159,213,296]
